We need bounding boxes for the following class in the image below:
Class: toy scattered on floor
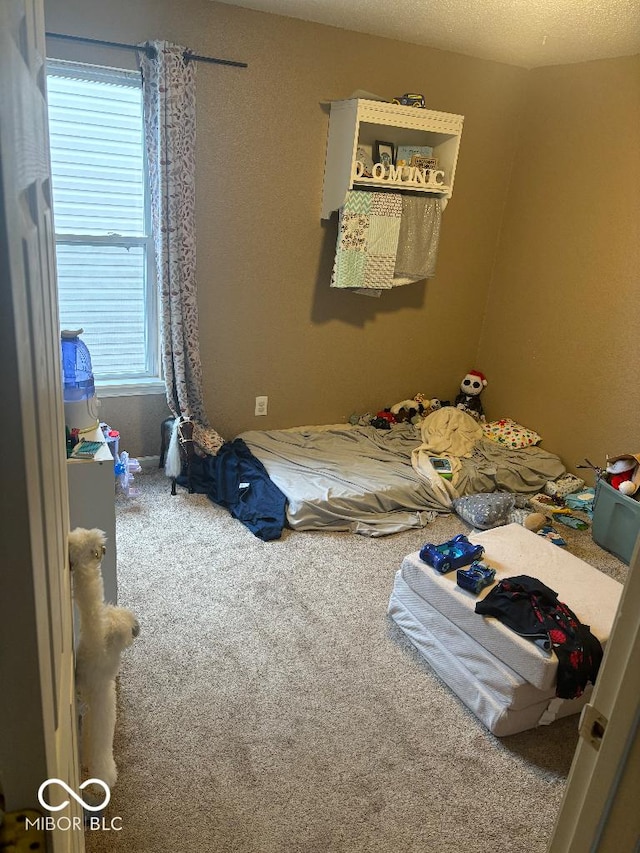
[420,533,485,574]
[115,450,141,497]
[555,514,589,530]
[544,473,585,499]
[69,527,139,792]
[528,492,567,515]
[524,512,547,532]
[457,562,496,594]
[606,453,640,496]
[454,370,487,421]
[527,486,592,533]
[536,525,567,547]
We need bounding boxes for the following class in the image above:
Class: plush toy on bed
[454,371,487,421]
[370,409,396,429]
[390,398,424,424]
[390,395,444,424]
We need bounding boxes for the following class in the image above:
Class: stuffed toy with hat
[454,370,487,421]
[606,454,640,496]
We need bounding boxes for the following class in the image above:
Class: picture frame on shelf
[374,140,395,168]
[411,155,438,171]
[355,145,374,177]
[397,144,433,164]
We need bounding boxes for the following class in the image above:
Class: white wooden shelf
[321,98,463,219]
[353,177,451,194]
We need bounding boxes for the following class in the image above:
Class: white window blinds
[47,60,158,382]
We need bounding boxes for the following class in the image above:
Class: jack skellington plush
[455,370,487,421]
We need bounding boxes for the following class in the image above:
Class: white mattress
[400,523,622,691]
[389,573,592,736]
[389,573,553,710]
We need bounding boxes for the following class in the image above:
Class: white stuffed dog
[68,527,139,788]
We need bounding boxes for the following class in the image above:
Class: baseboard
[137,455,161,471]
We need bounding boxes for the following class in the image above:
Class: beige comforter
[411,408,482,505]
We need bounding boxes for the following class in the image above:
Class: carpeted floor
[85,469,626,853]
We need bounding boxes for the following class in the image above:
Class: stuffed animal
[390,398,425,424]
[69,527,140,790]
[454,370,487,421]
[390,395,444,424]
[606,454,640,496]
[524,512,548,532]
[415,395,446,414]
[371,409,395,429]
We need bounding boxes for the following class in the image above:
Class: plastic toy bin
[592,478,640,565]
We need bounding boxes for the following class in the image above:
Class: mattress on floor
[400,523,622,692]
[389,573,592,737]
[389,572,554,710]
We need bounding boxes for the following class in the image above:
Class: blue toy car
[419,534,485,574]
[457,562,496,595]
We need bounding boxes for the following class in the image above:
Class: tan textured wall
[98,394,172,458]
[477,56,640,474]
[44,0,526,454]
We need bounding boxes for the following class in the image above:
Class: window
[47,59,161,393]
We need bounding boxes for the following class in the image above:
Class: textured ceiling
[213,0,640,67]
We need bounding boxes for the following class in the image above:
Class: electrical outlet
[255,396,268,416]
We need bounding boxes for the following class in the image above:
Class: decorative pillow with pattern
[453,493,516,530]
[483,418,541,449]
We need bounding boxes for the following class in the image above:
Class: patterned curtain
[139,41,224,456]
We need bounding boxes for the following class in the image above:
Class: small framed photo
[411,155,438,171]
[374,140,395,167]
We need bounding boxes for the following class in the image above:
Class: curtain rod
[45,32,248,68]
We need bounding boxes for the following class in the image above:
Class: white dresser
[66,429,118,604]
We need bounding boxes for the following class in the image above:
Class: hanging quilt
[330,190,402,291]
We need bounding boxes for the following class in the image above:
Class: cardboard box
[592,478,640,565]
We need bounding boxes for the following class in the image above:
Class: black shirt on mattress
[475,574,603,699]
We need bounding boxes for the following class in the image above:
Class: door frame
[0,1,83,850]
[548,538,640,851]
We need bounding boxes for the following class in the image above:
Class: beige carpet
[85,470,626,853]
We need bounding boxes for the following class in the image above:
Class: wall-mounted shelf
[321,98,464,219]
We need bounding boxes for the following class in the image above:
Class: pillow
[482,418,541,449]
[453,493,515,530]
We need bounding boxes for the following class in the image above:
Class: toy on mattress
[354,369,489,429]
